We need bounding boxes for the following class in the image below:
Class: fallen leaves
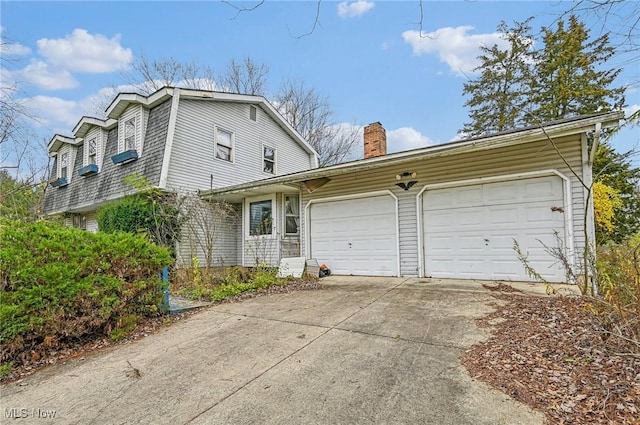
[462,292,640,424]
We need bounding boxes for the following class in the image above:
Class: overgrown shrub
[595,234,640,350]
[0,220,171,370]
[97,190,182,257]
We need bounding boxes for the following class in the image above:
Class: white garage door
[309,195,398,276]
[423,176,567,282]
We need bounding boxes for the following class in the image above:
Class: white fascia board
[200,111,623,199]
[47,134,78,154]
[105,87,174,119]
[72,116,117,137]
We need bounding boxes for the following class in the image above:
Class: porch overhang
[201,183,301,203]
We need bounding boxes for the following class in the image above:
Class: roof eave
[200,111,623,199]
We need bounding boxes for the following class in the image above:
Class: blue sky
[2,0,638,167]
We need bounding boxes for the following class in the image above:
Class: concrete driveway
[1,277,544,424]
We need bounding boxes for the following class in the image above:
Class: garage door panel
[310,195,397,276]
[424,176,567,282]
[524,179,560,200]
[484,181,520,204]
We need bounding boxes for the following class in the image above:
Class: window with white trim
[87,138,97,164]
[215,127,234,162]
[249,199,273,236]
[124,118,136,151]
[263,145,275,174]
[284,194,300,235]
[249,105,257,121]
[72,214,87,230]
[60,153,68,179]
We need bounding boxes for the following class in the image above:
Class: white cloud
[22,95,82,130]
[19,60,78,90]
[387,127,434,153]
[337,1,374,18]
[0,41,31,56]
[402,26,507,76]
[37,29,132,73]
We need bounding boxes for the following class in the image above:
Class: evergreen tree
[461,20,534,137]
[527,15,625,124]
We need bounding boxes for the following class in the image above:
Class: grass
[172,266,289,302]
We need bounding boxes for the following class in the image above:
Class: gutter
[200,111,623,199]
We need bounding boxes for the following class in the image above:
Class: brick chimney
[364,122,387,159]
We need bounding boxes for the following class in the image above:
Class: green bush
[96,191,182,257]
[0,220,171,369]
[176,266,280,301]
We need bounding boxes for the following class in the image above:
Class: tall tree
[121,53,217,96]
[462,20,534,137]
[116,56,360,166]
[217,56,269,95]
[527,15,625,124]
[274,79,359,166]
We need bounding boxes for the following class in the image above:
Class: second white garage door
[423,176,568,282]
[309,195,398,276]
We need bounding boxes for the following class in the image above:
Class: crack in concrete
[184,278,411,424]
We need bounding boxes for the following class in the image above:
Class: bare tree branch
[287,0,322,39]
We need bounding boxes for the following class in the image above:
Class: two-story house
[45,86,623,283]
[44,87,318,268]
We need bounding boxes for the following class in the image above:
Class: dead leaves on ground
[462,293,640,424]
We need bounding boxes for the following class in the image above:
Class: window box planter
[78,164,99,176]
[50,177,68,188]
[111,149,138,164]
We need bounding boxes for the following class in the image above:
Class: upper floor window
[215,127,234,162]
[60,153,68,179]
[263,145,275,174]
[249,105,257,122]
[124,118,136,151]
[87,138,97,164]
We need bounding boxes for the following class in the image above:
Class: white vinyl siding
[175,203,241,268]
[301,135,586,279]
[166,99,314,191]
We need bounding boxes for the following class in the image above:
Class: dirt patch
[462,293,640,424]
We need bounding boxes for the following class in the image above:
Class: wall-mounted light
[396,171,417,180]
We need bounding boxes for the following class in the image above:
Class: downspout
[585,122,601,296]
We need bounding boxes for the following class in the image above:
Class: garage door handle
[348,242,352,248]
[484,238,489,246]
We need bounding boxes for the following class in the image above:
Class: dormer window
[60,153,68,179]
[88,138,97,164]
[113,106,145,164]
[124,118,136,151]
